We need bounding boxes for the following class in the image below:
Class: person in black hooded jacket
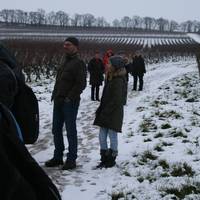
[88,51,104,101]
[130,52,146,91]
[0,103,62,200]
[0,43,62,200]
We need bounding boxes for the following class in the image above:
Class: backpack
[12,80,39,144]
[0,44,39,144]
[0,103,61,200]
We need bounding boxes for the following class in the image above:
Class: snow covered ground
[27,58,200,200]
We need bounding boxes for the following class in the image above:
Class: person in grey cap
[45,37,87,170]
[94,55,127,168]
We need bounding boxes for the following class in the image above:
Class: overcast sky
[1,0,200,23]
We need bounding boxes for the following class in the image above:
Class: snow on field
[188,33,200,44]
[28,58,200,200]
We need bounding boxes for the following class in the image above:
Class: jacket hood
[0,44,18,69]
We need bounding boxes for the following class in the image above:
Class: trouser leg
[133,75,138,90]
[64,100,80,161]
[138,74,144,91]
[91,85,95,100]
[52,102,65,160]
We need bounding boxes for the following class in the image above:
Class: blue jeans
[52,99,79,161]
[99,127,118,151]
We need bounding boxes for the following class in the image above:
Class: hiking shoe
[62,160,76,170]
[45,158,63,167]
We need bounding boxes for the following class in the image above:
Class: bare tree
[37,9,46,25]
[121,16,132,28]
[95,17,109,27]
[112,19,121,27]
[1,8,200,33]
[46,11,57,25]
[180,21,193,32]
[55,11,69,26]
[1,9,11,23]
[193,20,200,32]
[156,17,169,31]
[169,20,179,32]
[82,13,95,27]
[132,16,143,28]
[144,17,154,30]
[71,14,83,26]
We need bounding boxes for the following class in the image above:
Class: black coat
[0,103,61,200]
[52,54,87,101]
[94,73,126,132]
[0,61,18,108]
[88,58,104,86]
[0,45,39,145]
[131,55,146,75]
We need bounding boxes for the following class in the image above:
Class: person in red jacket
[103,49,114,74]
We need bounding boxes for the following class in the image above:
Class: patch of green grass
[136,106,146,112]
[162,184,200,199]
[160,173,170,177]
[139,118,157,132]
[158,159,169,169]
[154,145,164,152]
[111,192,125,200]
[154,132,163,138]
[123,171,131,177]
[146,174,156,183]
[111,191,136,200]
[151,100,168,107]
[187,149,194,155]
[161,123,171,129]
[162,141,173,146]
[144,138,152,142]
[171,162,194,177]
[186,98,196,102]
[182,139,190,143]
[155,110,182,119]
[137,150,158,165]
[170,129,187,138]
[137,176,144,183]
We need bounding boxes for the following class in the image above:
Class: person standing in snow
[45,37,87,170]
[0,44,61,200]
[195,51,200,78]
[87,51,104,101]
[130,51,146,91]
[103,49,114,75]
[94,55,127,168]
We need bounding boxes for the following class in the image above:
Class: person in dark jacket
[45,37,87,170]
[94,55,126,168]
[0,44,61,200]
[0,103,61,200]
[88,51,104,101]
[195,51,200,78]
[0,43,39,145]
[131,52,146,91]
[0,60,18,109]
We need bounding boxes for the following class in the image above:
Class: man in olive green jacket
[45,37,87,170]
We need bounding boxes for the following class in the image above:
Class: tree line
[0,9,200,33]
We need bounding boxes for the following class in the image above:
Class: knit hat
[109,56,125,69]
[64,37,79,47]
